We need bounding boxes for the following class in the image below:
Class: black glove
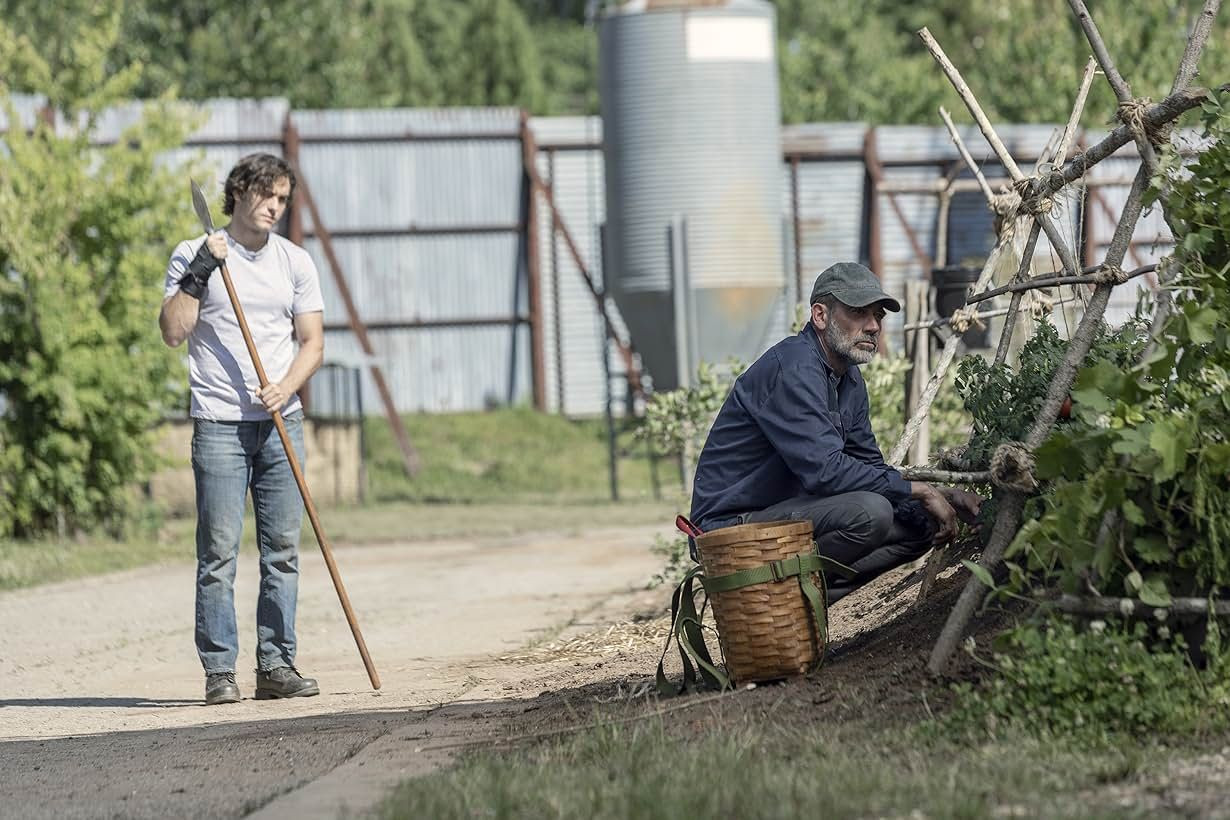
[178,241,221,299]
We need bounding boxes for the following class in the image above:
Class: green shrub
[0,10,195,537]
[867,352,970,453]
[947,617,1230,743]
[997,95,1230,603]
[647,532,690,589]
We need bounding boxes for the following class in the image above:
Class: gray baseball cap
[809,262,901,312]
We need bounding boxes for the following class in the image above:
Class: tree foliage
[0,7,195,537]
[4,1,1225,122]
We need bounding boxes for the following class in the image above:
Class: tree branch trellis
[877,1,1224,674]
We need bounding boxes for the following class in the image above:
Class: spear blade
[189,180,215,234]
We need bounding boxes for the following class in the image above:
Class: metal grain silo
[599,0,783,390]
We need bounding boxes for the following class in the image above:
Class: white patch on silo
[685,17,772,62]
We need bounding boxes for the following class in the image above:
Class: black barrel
[931,265,991,349]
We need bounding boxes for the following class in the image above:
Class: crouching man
[690,262,980,602]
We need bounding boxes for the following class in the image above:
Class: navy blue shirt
[689,326,912,531]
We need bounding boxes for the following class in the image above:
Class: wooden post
[904,281,932,466]
[863,129,884,278]
[790,155,804,302]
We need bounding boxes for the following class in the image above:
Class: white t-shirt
[164,231,324,421]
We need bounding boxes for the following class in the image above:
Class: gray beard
[823,322,877,367]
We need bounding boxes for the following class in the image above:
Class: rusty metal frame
[519,112,548,411]
[789,155,804,300]
[546,148,567,414]
[863,127,934,277]
[284,117,423,478]
[522,139,644,397]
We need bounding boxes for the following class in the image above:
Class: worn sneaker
[255,666,320,700]
[205,672,240,705]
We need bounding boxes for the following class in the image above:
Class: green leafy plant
[0,11,196,536]
[647,533,691,589]
[638,361,746,462]
[1000,95,1230,603]
[947,617,1230,742]
[867,352,970,453]
[955,319,1147,471]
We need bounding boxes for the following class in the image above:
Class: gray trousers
[743,492,933,603]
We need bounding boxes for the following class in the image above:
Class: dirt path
[0,523,670,818]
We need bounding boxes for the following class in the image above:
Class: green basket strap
[799,566,830,670]
[705,553,854,593]
[656,566,731,696]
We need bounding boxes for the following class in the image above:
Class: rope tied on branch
[1027,196,1056,215]
[1093,263,1130,285]
[1028,289,1055,319]
[1012,177,1054,216]
[948,305,984,334]
[992,189,1022,218]
[1117,96,1172,146]
[989,441,1039,492]
[1045,166,1070,193]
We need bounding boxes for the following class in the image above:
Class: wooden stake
[924,0,1224,673]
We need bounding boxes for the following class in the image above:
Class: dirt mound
[483,546,999,744]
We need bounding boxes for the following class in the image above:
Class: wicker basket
[695,519,825,684]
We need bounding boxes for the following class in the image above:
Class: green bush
[955,319,1147,472]
[998,95,1230,603]
[647,532,690,589]
[947,617,1230,742]
[866,352,969,454]
[0,10,195,537]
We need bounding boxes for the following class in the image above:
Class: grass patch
[378,716,1161,819]
[323,499,677,544]
[365,407,677,503]
[0,517,196,592]
[1,408,683,591]
[0,499,677,592]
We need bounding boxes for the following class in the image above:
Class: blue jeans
[192,413,306,674]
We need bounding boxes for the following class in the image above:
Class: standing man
[160,153,325,705]
[690,262,981,603]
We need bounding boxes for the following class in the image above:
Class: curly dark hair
[223,153,296,216]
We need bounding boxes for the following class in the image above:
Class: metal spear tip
[190,179,215,234]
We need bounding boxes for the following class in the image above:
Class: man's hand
[911,482,959,544]
[939,487,983,526]
[256,381,292,414]
[179,231,227,299]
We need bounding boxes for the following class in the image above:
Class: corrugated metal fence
[4,95,1178,417]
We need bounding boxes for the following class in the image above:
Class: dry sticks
[922,0,1222,675]
[966,263,1158,305]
